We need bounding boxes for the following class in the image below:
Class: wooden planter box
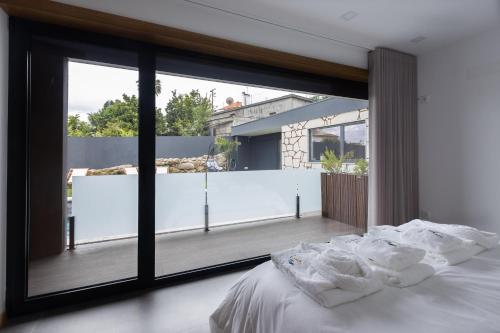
[321,173,368,232]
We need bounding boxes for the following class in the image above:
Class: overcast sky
[68,61,318,120]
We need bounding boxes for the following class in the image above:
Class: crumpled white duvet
[355,237,426,271]
[270,243,382,307]
[210,247,500,333]
[400,227,471,254]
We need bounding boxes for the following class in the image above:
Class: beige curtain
[368,47,419,226]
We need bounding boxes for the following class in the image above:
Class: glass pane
[28,55,139,296]
[311,126,341,161]
[154,61,363,277]
[344,123,366,159]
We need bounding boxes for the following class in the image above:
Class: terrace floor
[28,215,362,296]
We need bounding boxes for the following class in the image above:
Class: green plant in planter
[353,158,368,176]
[215,136,241,170]
[320,149,353,174]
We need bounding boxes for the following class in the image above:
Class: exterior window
[310,122,366,161]
[343,123,366,159]
[310,126,341,161]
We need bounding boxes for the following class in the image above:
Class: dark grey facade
[67,135,282,171]
[67,136,216,169]
[235,133,281,171]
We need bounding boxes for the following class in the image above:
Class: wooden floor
[28,215,361,296]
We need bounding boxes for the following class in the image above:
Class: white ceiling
[56,0,500,69]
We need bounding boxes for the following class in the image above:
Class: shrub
[353,158,368,176]
[320,149,353,174]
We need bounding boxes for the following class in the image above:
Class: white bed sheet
[210,247,500,333]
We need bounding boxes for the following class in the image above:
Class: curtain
[368,47,419,226]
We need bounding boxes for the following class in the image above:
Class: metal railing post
[68,216,75,250]
[296,194,301,219]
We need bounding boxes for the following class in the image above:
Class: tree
[136,79,162,96]
[163,89,212,136]
[67,114,94,137]
[88,94,139,136]
[66,82,213,137]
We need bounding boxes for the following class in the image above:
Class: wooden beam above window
[0,0,368,83]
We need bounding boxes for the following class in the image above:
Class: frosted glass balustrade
[72,169,322,243]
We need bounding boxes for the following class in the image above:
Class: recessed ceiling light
[340,10,358,21]
[410,36,427,43]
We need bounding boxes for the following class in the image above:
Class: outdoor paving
[28,215,361,296]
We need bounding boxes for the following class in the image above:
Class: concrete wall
[0,8,8,318]
[68,136,216,169]
[209,96,312,136]
[418,26,500,233]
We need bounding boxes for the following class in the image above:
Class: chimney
[242,91,251,106]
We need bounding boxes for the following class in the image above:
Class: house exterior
[208,94,313,136]
[281,109,368,169]
[231,97,369,170]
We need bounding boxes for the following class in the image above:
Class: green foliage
[155,79,162,96]
[311,95,329,102]
[163,89,212,136]
[353,158,368,176]
[136,79,162,96]
[320,149,353,174]
[67,114,95,137]
[88,94,139,137]
[67,82,212,137]
[215,136,241,170]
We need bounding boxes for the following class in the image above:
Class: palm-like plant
[320,149,353,174]
[215,137,240,170]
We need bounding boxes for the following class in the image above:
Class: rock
[177,162,195,170]
[86,164,132,176]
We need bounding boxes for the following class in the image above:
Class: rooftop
[231,97,368,136]
[213,93,313,115]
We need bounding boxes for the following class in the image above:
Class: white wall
[418,26,500,233]
[0,8,8,316]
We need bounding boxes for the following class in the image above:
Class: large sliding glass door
[7,18,367,315]
[152,54,368,277]
[27,40,140,296]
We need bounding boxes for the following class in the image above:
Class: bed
[210,246,500,333]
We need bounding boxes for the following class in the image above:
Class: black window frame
[309,120,367,162]
[6,17,368,316]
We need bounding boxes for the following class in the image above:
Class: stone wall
[156,153,226,173]
[281,109,369,169]
[68,153,227,183]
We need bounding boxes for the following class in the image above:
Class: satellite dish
[226,97,234,105]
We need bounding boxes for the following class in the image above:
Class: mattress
[210,247,500,333]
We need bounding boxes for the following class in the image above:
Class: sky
[68,61,319,120]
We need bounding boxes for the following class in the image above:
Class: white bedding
[210,246,500,333]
